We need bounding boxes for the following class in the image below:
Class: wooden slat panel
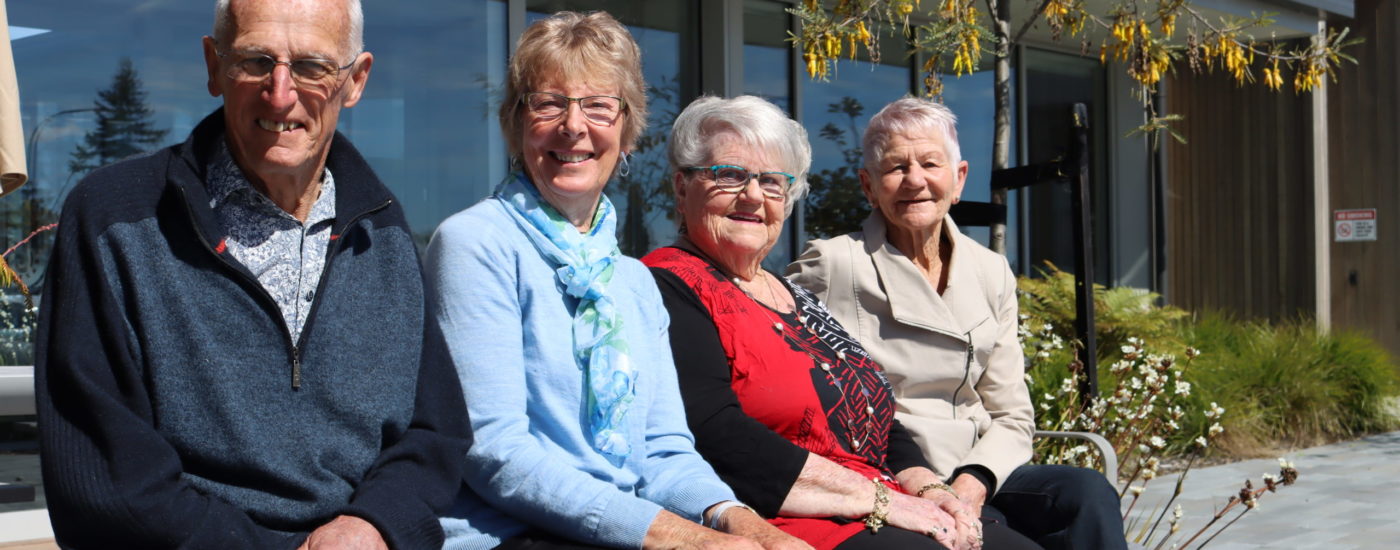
[1165,53,1315,322]
[1327,0,1400,357]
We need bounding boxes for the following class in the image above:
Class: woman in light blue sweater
[426,12,808,550]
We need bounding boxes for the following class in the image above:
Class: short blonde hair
[499,11,648,160]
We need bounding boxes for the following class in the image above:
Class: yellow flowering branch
[789,0,1359,141]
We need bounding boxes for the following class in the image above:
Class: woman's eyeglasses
[523,92,626,126]
[685,164,793,200]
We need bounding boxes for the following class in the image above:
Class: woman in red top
[643,96,1040,550]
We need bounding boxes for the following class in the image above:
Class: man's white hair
[213,0,364,61]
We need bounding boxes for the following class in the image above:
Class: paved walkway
[1123,430,1400,549]
[3,431,1399,546]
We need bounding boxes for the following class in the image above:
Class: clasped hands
[883,475,984,550]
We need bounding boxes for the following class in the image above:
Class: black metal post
[1069,103,1098,401]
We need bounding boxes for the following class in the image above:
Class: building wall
[1327,0,1400,357]
[1164,61,1316,320]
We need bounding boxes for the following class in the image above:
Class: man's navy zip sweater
[35,109,471,550]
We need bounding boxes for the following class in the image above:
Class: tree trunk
[989,0,1012,255]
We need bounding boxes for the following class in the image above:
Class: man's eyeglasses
[685,165,793,201]
[215,48,356,95]
[523,92,626,126]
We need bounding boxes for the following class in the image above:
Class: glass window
[1022,48,1108,283]
[526,0,690,259]
[742,0,790,112]
[742,0,800,271]
[4,0,509,291]
[352,1,509,248]
[800,27,913,242]
[6,3,221,372]
[940,68,1018,264]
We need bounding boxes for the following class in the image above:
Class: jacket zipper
[950,337,974,420]
[293,197,393,356]
[180,186,392,389]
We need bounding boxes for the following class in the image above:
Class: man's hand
[714,507,813,550]
[297,515,388,550]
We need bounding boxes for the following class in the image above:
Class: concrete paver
[3,431,1399,546]
[1124,431,1400,548]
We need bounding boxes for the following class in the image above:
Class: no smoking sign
[1334,209,1377,242]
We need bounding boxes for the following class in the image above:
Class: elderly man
[34,1,469,548]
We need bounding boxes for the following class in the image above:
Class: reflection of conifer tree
[803,96,870,240]
[69,58,168,176]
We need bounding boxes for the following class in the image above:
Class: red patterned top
[645,246,931,549]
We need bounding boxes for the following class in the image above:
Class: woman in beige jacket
[787,97,1124,550]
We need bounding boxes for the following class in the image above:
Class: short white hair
[213,0,364,61]
[862,97,962,172]
[669,95,812,218]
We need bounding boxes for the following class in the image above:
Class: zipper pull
[292,347,302,389]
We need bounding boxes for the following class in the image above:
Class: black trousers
[496,516,1045,550]
[834,518,1041,550]
[983,464,1127,550]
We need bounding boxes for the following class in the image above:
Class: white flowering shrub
[1022,319,1306,548]
[0,289,38,365]
[1023,323,1221,477]
[1017,269,1316,548]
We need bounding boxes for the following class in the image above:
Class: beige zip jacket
[787,214,1034,493]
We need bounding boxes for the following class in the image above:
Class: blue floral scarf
[497,173,636,459]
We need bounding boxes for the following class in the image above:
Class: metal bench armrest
[1034,430,1119,482]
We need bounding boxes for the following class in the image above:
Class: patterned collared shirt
[206,141,336,344]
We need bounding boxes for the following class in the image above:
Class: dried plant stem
[1121,489,1142,520]
[2,223,58,258]
[1176,485,1268,549]
[1144,456,1193,543]
[1175,505,1229,549]
[1194,508,1251,549]
[0,223,60,310]
[1151,528,1176,550]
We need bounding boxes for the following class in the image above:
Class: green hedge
[1182,313,1400,452]
[1020,264,1400,458]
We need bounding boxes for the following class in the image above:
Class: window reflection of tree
[804,97,870,240]
[611,75,681,258]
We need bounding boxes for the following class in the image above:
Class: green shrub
[1182,312,1400,453]
[1019,264,1400,459]
[1017,263,1187,363]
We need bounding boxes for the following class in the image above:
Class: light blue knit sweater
[427,196,736,550]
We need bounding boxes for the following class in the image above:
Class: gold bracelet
[864,478,891,533]
[916,481,959,499]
